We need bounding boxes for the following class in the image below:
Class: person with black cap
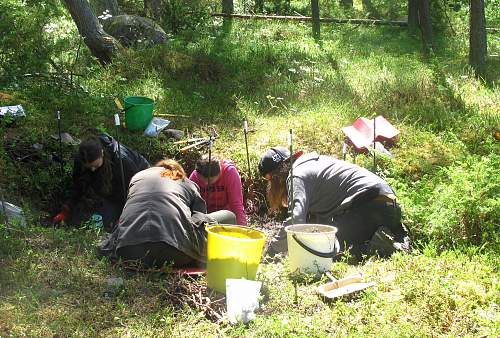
[258,146,292,181]
[258,147,410,259]
[52,133,150,230]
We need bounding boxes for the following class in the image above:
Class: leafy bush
[0,0,75,79]
[400,154,499,248]
[161,0,213,33]
[120,0,214,33]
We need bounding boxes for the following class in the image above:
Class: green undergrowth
[1,14,498,246]
[0,225,498,336]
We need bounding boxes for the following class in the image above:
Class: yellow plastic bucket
[206,225,266,293]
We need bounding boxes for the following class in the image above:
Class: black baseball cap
[258,146,290,177]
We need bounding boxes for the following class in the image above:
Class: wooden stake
[155,113,190,118]
[288,129,294,225]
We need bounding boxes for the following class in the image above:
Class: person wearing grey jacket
[97,159,236,268]
[258,147,410,259]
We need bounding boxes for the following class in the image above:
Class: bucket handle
[292,233,340,260]
[114,98,133,113]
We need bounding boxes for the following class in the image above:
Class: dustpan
[317,273,376,299]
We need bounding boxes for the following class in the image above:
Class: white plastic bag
[143,117,170,137]
[0,201,27,227]
[0,104,25,118]
[226,279,262,325]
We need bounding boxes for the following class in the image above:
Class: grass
[1,225,498,337]
[1,1,499,336]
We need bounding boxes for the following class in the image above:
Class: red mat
[120,264,206,276]
[171,267,206,276]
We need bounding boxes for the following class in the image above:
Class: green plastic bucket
[123,96,154,130]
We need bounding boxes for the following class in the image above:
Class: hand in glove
[52,205,70,225]
[263,220,289,259]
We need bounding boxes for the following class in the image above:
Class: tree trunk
[418,0,433,52]
[152,0,162,19]
[222,0,234,14]
[407,0,418,33]
[469,0,487,78]
[340,0,353,8]
[311,0,320,40]
[64,0,120,65]
[103,0,119,15]
[254,0,264,13]
[144,0,162,20]
[361,0,381,19]
[92,0,120,16]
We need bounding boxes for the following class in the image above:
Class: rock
[50,132,80,145]
[164,129,184,140]
[50,289,67,297]
[102,15,168,47]
[103,277,124,298]
[0,104,25,119]
[107,277,124,288]
[32,143,44,151]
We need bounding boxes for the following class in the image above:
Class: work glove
[52,204,70,225]
[263,221,288,259]
[367,226,411,258]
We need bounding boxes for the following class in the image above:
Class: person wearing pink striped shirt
[189,155,247,226]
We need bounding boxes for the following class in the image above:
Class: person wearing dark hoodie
[189,155,246,225]
[98,159,229,268]
[52,133,150,231]
[258,146,410,259]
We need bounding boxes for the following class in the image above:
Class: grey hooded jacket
[287,152,394,225]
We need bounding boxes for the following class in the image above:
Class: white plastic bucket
[285,224,338,274]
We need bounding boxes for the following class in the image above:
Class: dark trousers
[117,242,196,269]
[68,198,121,232]
[332,199,407,254]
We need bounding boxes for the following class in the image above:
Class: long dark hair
[79,136,113,196]
[195,154,221,178]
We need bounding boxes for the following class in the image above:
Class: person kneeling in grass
[52,133,149,231]
[97,159,236,269]
[259,146,411,260]
[189,154,247,226]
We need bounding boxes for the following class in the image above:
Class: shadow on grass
[0,226,181,334]
[140,21,476,133]
[327,25,424,57]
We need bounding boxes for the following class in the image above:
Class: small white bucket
[285,224,338,274]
